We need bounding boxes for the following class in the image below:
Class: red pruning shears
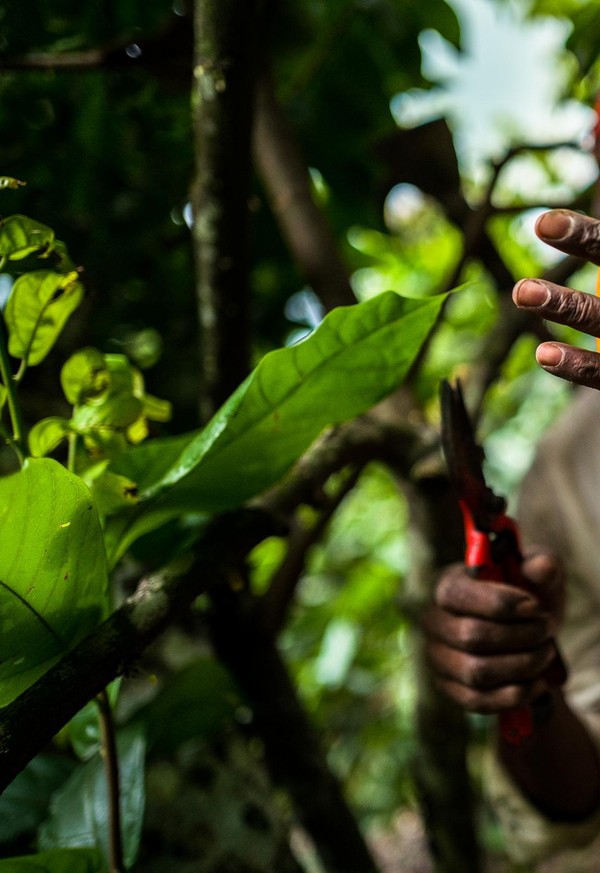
[440,379,567,745]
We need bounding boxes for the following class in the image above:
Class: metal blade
[440,379,505,531]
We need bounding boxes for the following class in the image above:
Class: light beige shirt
[487,387,600,863]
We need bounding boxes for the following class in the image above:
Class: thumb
[522,548,565,628]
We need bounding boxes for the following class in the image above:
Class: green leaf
[61,348,109,406]
[0,215,54,261]
[136,658,241,754]
[39,726,146,871]
[0,177,26,191]
[107,354,143,390]
[0,755,75,844]
[5,270,84,367]
[67,354,170,445]
[141,392,172,423]
[28,418,73,458]
[0,458,109,706]
[0,848,105,872]
[49,240,76,274]
[71,394,143,432]
[108,291,444,561]
[81,430,129,461]
[82,465,138,517]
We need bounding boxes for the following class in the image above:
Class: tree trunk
[191,0,257,420]
[209,583,381,873]
[405,474,482,873]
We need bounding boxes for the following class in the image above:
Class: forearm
[498,688,600,821]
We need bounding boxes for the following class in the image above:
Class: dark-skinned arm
[504,210,600,819]
[425,552,600,821]
[427,210,600,823]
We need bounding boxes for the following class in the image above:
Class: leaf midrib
[149,295,439,493]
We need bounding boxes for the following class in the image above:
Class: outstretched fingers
[513,278,600,388]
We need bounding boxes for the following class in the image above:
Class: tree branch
[260,465,363,636]
[253,416,424,521]
[208,575,381,873]
[0,417,418,794]
[0,504,281,795]
[253,68,357,311]
[0,15,194,85]
[96,689,124,873]
[402,472,482,873]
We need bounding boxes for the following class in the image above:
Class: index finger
[436,567,542,621]
[535,210,600,266]
[512,277,600,337]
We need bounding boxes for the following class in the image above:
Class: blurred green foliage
[275,463,418,823]
[0,0,598,867]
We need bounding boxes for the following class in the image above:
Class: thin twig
[260,465,363,636]
[96,690,124,873]
[0,314,26,462]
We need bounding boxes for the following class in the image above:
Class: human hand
[423,551,565,713]
[513,209,600,387]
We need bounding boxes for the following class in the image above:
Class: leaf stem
[14,359,28,385]
[0,421,20,455]
[0,313,27,462]
[67,431,78,474]
[96,689,124,873]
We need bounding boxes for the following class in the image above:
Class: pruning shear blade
[440,379,505,532]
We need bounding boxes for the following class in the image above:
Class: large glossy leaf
[5,270,84,367]
[0,848,104,872]
[39,726,146,871]
[0,458,109,706]
[108,291,444,562]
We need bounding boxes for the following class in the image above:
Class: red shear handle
[459,501,567,746]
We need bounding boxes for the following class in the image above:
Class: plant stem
[0,313,26,462]
[67,431,78,474]
[96,689,124,873]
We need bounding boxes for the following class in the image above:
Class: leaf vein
[0,578,65,648]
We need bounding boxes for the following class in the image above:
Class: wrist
[530,689,556,730]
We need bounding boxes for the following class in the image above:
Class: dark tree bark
[253,69,357,312]
[191,0,259,420]
[251,56,482,870]
[209,582,381,873]
[404,474,482,873]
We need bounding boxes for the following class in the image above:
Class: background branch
[209,573,381,873]
[260,465,363,636]
[0,418,414,794]
[253,68,357,311]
